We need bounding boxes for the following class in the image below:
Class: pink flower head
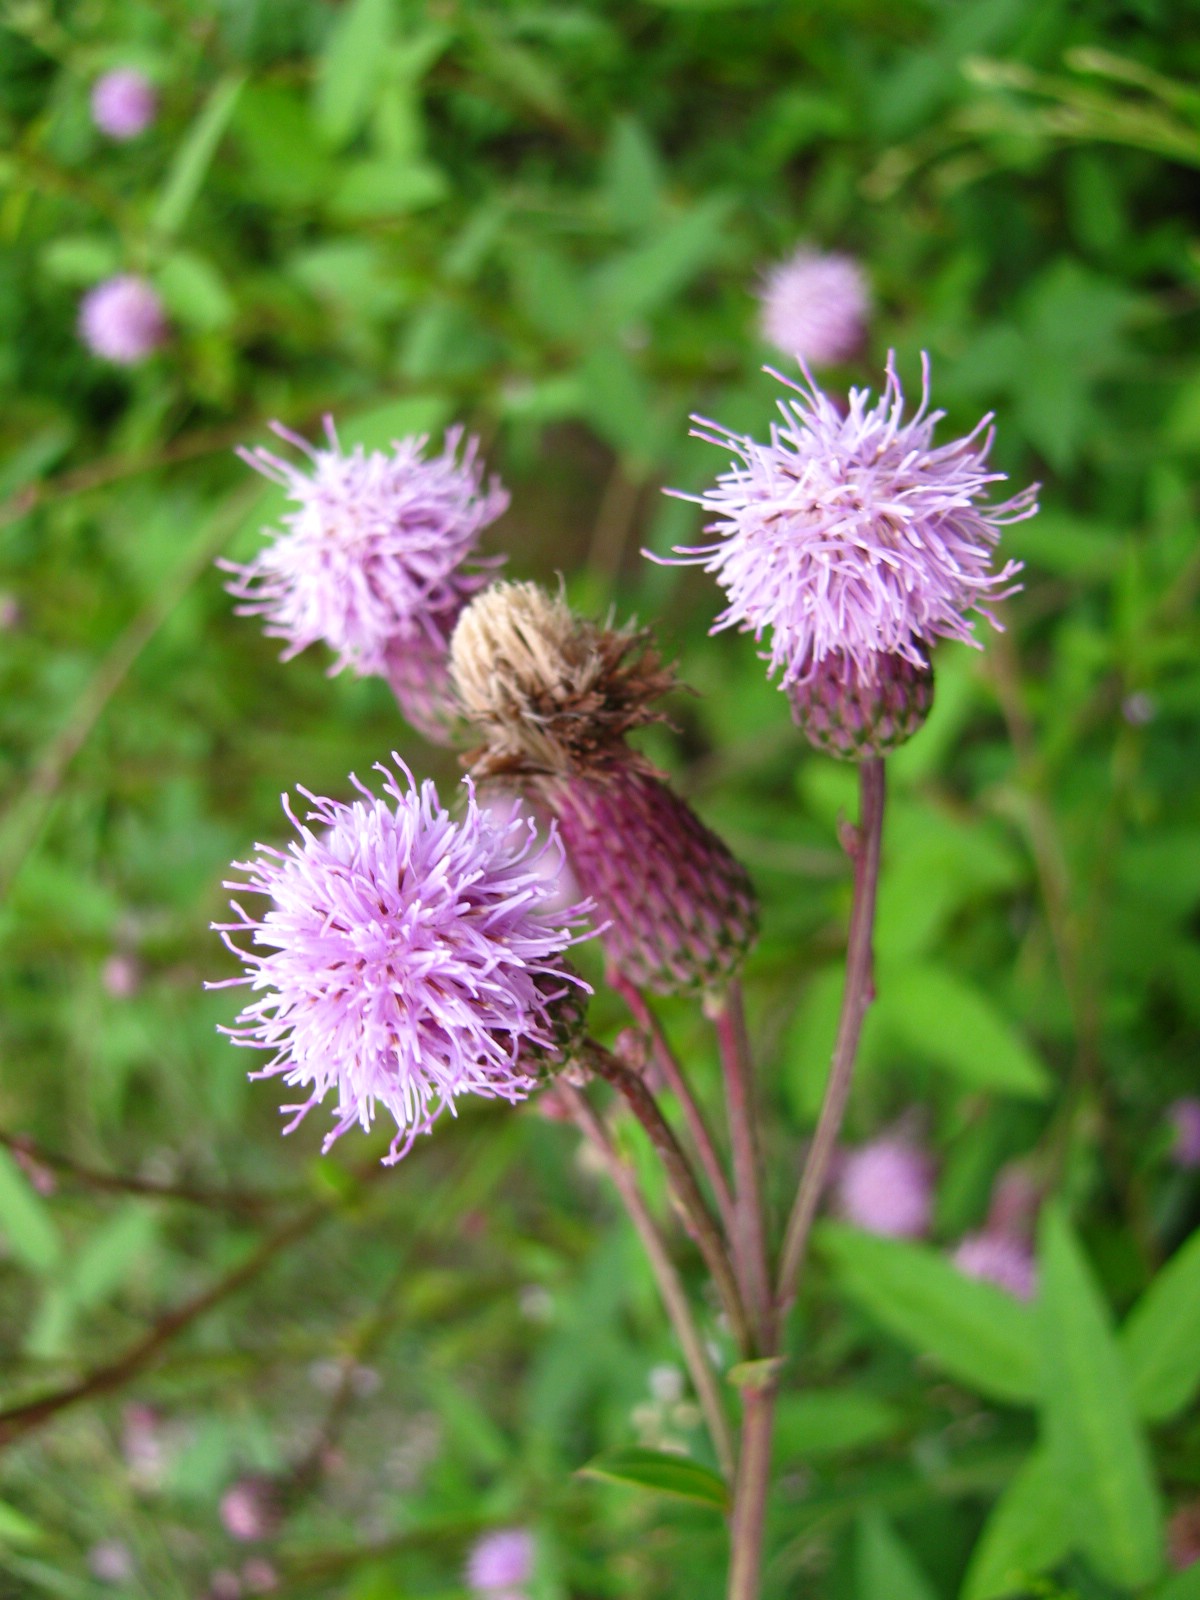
[1169,1098,1200,1169]
[466,1528,535,1596]
[758,247,869,367]
[91,68,157,139]
[224,423,507,738]
[661,355,1036,692]
[219,1476,281,1543]
[78,275,167,365]
[953,1231,1037,1301]
[212,760,590,1164]
[836,1136,933,1239]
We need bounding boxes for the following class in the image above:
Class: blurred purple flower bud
[1169,1098,1200,1169]
[219,1476,282,1544]
[89,1541,135,1584]
[78,275,167,365]
[758,247,869,367]
[466,1527,535,1596]
[836,1136,933,1239]
[91,68,157,140]
[953,1231,1037,1301]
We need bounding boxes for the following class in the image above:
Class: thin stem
[560,1083,735,1479]
[776,758,887,1314]
[584,1041,753,1356]
[613,974,737,1241]
[727,1382,778,1600]
[711,983,773,1351]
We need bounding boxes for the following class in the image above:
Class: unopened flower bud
[788,651,934,760]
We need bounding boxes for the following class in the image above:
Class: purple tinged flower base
[211,760,589,1163]
[78,275,167,365]
[788,650,934,760]
[1169,1097,1200,1169]
[548,766,757,996]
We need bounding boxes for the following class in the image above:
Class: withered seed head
[449,581,677,779]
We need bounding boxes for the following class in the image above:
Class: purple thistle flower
[836,1136,933,1239]
[466,1528,535,1596]
[953,1231,1037,1302]
[1168,1097,1200,1169]
[211,759,590,1164]
[91,68,158,140]
[224,423,508,743]
[78,275,167,365]
[661,355,1037,696]
[758,247,869,367]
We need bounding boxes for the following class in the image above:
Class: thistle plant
[212,354,1035,1598]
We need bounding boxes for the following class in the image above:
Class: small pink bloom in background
[953,1231,1037,1301]
[241,1558,279,1594]
[758,247,869,367]
[836,1136,933,1239]
[88,1541,134,1584]
[1168,1098,1200,1169]
[122,1402,168,1491]
[11,1138,56,1196]
[466,1527,535,1597]
[0,593,20,630]
[985,1163,1041,1238]
[219,1476,282,1543]
[78,275,167,365]
[102,953,142,999]
[91,68,157,140]
[209,1571,242,1600]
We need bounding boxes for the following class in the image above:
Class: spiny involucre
[223,423,508,741]
[758,246,869,368]
[661,354,1037,694]
[211,760,590,1163]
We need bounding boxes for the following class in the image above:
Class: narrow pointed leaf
[1037,1207,1163,1587]
[578,1447,728,1510]
[1122,1226,1200,1421]
[961,1450,1071,1600]
[820,1224,1038,1403]
[858,1510,939,1600]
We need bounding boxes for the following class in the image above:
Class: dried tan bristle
[449,581,676,778]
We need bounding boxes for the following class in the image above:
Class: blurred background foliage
[1,0,1199,1596]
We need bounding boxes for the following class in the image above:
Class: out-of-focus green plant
[0,0,1198,1595]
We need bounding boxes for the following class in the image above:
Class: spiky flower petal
[758,247,869,367]
[224,423,507,741]
[211,760,589,1163]
[451,583,757,995]
[662,355,1036,694]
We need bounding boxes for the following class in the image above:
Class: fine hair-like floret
[212,760,589,1163]
[661,354,1037,692]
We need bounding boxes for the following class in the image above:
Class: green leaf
[578,1447,728,1510]
[592,197,732,324]
[314,0,394,148]
[337,396,453,453]
[1037,1207,1163,1587]
[326,159,447,220]
[1154,1566,1200,1600]
[877,963,1052,1099]
[0,1499,43,1548]
[152,76,245,237]
[158,252,235,331]
[858,1510,939,1600]
[0,1147,62,1275]
[1122,1226,1200,1421]
[961,1450,1072,1600]
[775,1391,903,1458]
[819,1224,1038,1404]
[39,235,119,286]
